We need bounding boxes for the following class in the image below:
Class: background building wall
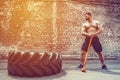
[0,0,120,58]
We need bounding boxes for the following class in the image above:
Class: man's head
[85,12,92,21]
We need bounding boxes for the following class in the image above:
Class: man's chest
[85,22,98,30]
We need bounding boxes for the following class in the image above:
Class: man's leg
[92,37,107,70]
[80,51,86,65]
[78,51,86,68]
[97,52,105,65]
[97,52,107,70]
[79,37,89,68]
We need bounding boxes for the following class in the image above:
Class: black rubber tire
[8,51,62,77]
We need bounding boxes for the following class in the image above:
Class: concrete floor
[0,60,120,80]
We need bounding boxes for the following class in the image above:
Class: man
[78,12,107,71]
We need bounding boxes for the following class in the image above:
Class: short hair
[85,12,92,16]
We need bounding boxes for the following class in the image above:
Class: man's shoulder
[93,20,100,24]
[83,22,88,26]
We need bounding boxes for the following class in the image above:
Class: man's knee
[97,52,104,58]
[97,52,103,56]
[81,51,86,56]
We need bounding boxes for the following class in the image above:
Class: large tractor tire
[8,52,62,77]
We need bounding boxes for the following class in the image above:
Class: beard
[85,18,90,20]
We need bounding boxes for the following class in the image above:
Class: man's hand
[88,33,96,37]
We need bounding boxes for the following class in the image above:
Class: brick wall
[0,0,120,57]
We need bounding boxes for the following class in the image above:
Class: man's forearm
[94,29,103,36]
[81,31,89,37]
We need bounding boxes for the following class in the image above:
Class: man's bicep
[97,22,104,31]
[81,24,86,32]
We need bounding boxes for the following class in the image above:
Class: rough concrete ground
[0,60,120,80]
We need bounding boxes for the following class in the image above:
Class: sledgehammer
[81,37,93,72]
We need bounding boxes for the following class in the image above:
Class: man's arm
[93,28,103,36]
[81,24,89,37]
[93,22,104,36]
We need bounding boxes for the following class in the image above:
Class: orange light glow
[1,0,55,52]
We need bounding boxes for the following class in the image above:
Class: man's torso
[83,20,99,34]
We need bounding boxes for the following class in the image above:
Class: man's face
[85,14,91,20]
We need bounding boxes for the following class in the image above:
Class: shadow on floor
[9,70,67,80]
[88,67,120,75]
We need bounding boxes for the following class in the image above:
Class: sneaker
[78,64,83,69]
[102,65,108,70]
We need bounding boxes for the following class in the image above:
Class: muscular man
[78,12,107,71]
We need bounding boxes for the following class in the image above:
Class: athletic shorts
[81,36,102,53]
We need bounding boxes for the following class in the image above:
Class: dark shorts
[81,37,102,53]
